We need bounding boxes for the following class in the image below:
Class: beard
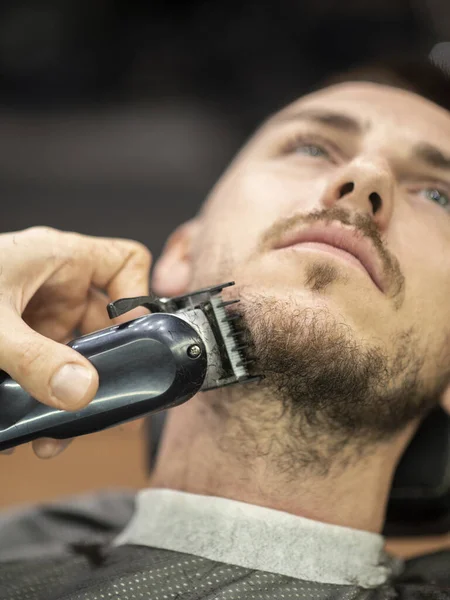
[200,280,448,477]
[188,223,450,476]
[239,285,437,436]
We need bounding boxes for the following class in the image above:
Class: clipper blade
[209,296,249,381]
[165,282,261,391]
[107,281,261,391]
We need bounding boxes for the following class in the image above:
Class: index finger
[87,237,152,301]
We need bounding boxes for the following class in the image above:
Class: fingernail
[0,448,14,456]
[34,439,72,459]
[51,364,93,408]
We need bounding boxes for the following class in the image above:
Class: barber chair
[384,407,450,536]
[147,407,450,537]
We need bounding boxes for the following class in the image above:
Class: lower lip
[284,242,371,279]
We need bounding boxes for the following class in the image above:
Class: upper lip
[274,222,386,293]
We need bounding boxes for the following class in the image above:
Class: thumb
[0,310,99,410]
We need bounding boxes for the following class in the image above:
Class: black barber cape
[0,488,449,600]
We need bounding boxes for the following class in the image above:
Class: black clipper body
[0,282,258,451]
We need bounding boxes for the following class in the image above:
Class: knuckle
[16,340,45,378]
[130,241,152,266]
[25,226,58,239]
[53,230,81,255]
[21,227,63,263]
[68,231,88,245]
[112,239,152,270]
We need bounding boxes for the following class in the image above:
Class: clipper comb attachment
[108,282,262,390]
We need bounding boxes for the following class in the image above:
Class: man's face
[184,82,450,448]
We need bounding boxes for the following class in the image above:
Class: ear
[151,219,200,298]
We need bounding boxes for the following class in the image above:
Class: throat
[146,393,412,534]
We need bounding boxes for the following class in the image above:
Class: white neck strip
[113,488,403,589]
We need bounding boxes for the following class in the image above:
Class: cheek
[203,162,327,254]
[390,214,450,349]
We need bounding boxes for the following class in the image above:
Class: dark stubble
[193,208,450,476]
[205,286,449,477]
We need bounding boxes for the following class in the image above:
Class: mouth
[274,223,386,294]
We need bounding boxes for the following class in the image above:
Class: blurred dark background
[0,0,448,259]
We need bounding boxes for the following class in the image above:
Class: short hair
[322,57,450,113]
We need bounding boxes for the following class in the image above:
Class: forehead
[274,82,450,143]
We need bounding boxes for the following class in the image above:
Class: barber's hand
[0,227,151,459]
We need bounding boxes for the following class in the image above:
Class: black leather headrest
[384,407,450,536]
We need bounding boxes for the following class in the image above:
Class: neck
[147,392,416,534]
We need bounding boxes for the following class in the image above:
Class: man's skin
[145,82,450,553]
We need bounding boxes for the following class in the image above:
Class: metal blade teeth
[211,295,248,380]
[217,299,240,308]
[222,314,241,323]
[236,358,255,367]
[227,329,245,339]
[233,344,248,352]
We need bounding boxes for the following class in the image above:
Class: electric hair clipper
[0,282,260,451]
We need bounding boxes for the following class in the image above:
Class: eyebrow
[412,142,450,171]
[273,109,363,134]
[272,108,450,172]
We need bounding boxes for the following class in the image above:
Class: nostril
[369,192,382,213]
[338,182,354,198]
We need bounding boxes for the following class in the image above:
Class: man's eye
[294,144,330,159]
[421,188,450,208]
[279,134,341,162]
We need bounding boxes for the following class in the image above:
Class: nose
[321,158,394,231]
